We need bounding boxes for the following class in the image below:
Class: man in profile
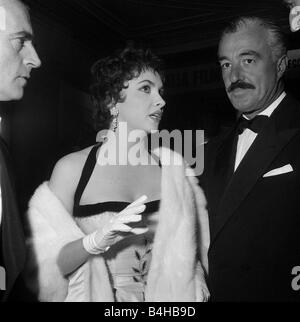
[0,0,41,301]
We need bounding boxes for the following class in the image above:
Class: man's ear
[277,55,288,79]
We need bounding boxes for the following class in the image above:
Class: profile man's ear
[277,55,288,78]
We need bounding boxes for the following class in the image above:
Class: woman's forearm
[57,238,91,276]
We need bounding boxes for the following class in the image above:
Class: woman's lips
[149,112,162,122]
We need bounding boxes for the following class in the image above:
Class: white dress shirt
[234,92,286,171]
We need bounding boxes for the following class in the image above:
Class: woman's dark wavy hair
[90,46,165,131]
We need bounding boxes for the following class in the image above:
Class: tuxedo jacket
[201,94,300,302]
[0,137,26,302]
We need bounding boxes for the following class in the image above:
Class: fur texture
[26,147,209,302]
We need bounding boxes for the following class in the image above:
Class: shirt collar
[243,91,286,120]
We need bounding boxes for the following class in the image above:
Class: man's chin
[231,101,254,113]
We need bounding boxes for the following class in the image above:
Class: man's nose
[229,64,243,83]
[24,43,42,69]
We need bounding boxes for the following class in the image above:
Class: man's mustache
[227,81,255,93]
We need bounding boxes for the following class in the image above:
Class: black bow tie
[236,115,269,134]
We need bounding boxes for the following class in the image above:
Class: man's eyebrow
[10,31,33,40]
[218,50,261,61]
[218,56,227,61]
[240,50,260,58]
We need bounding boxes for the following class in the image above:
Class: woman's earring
[110,107,119,132]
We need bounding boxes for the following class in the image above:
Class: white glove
[83,195,148,254]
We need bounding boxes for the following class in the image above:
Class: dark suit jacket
[0,137,26,302]
[201,94,300,302]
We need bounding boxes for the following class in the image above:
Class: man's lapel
[0,137,25,300]
[210,95,300,245]
[204,127,238,236]
[210,128,237,209]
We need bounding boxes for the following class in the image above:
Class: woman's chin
[147,119,160,131]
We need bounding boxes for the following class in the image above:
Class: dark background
[1,0,299,214]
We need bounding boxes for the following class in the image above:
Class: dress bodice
[72,144,160,301]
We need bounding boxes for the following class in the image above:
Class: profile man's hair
[220,16,287,61]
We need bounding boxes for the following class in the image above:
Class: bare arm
[49,152,91,276]
[49,152,148,277]
[57,238,91,276]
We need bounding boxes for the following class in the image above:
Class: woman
[26,46,210,302]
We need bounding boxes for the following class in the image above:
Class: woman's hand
[94,195,148,251]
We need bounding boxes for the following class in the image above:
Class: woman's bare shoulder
[51,147,93,179]
[48,146,94,211]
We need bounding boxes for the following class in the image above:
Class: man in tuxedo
[0,0,41,301]
[202,16,300,301]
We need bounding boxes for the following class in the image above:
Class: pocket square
[263,164,293,177]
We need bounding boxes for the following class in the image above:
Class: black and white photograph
[0,0,300,305]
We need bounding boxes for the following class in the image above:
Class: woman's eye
[141,85,151,93]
